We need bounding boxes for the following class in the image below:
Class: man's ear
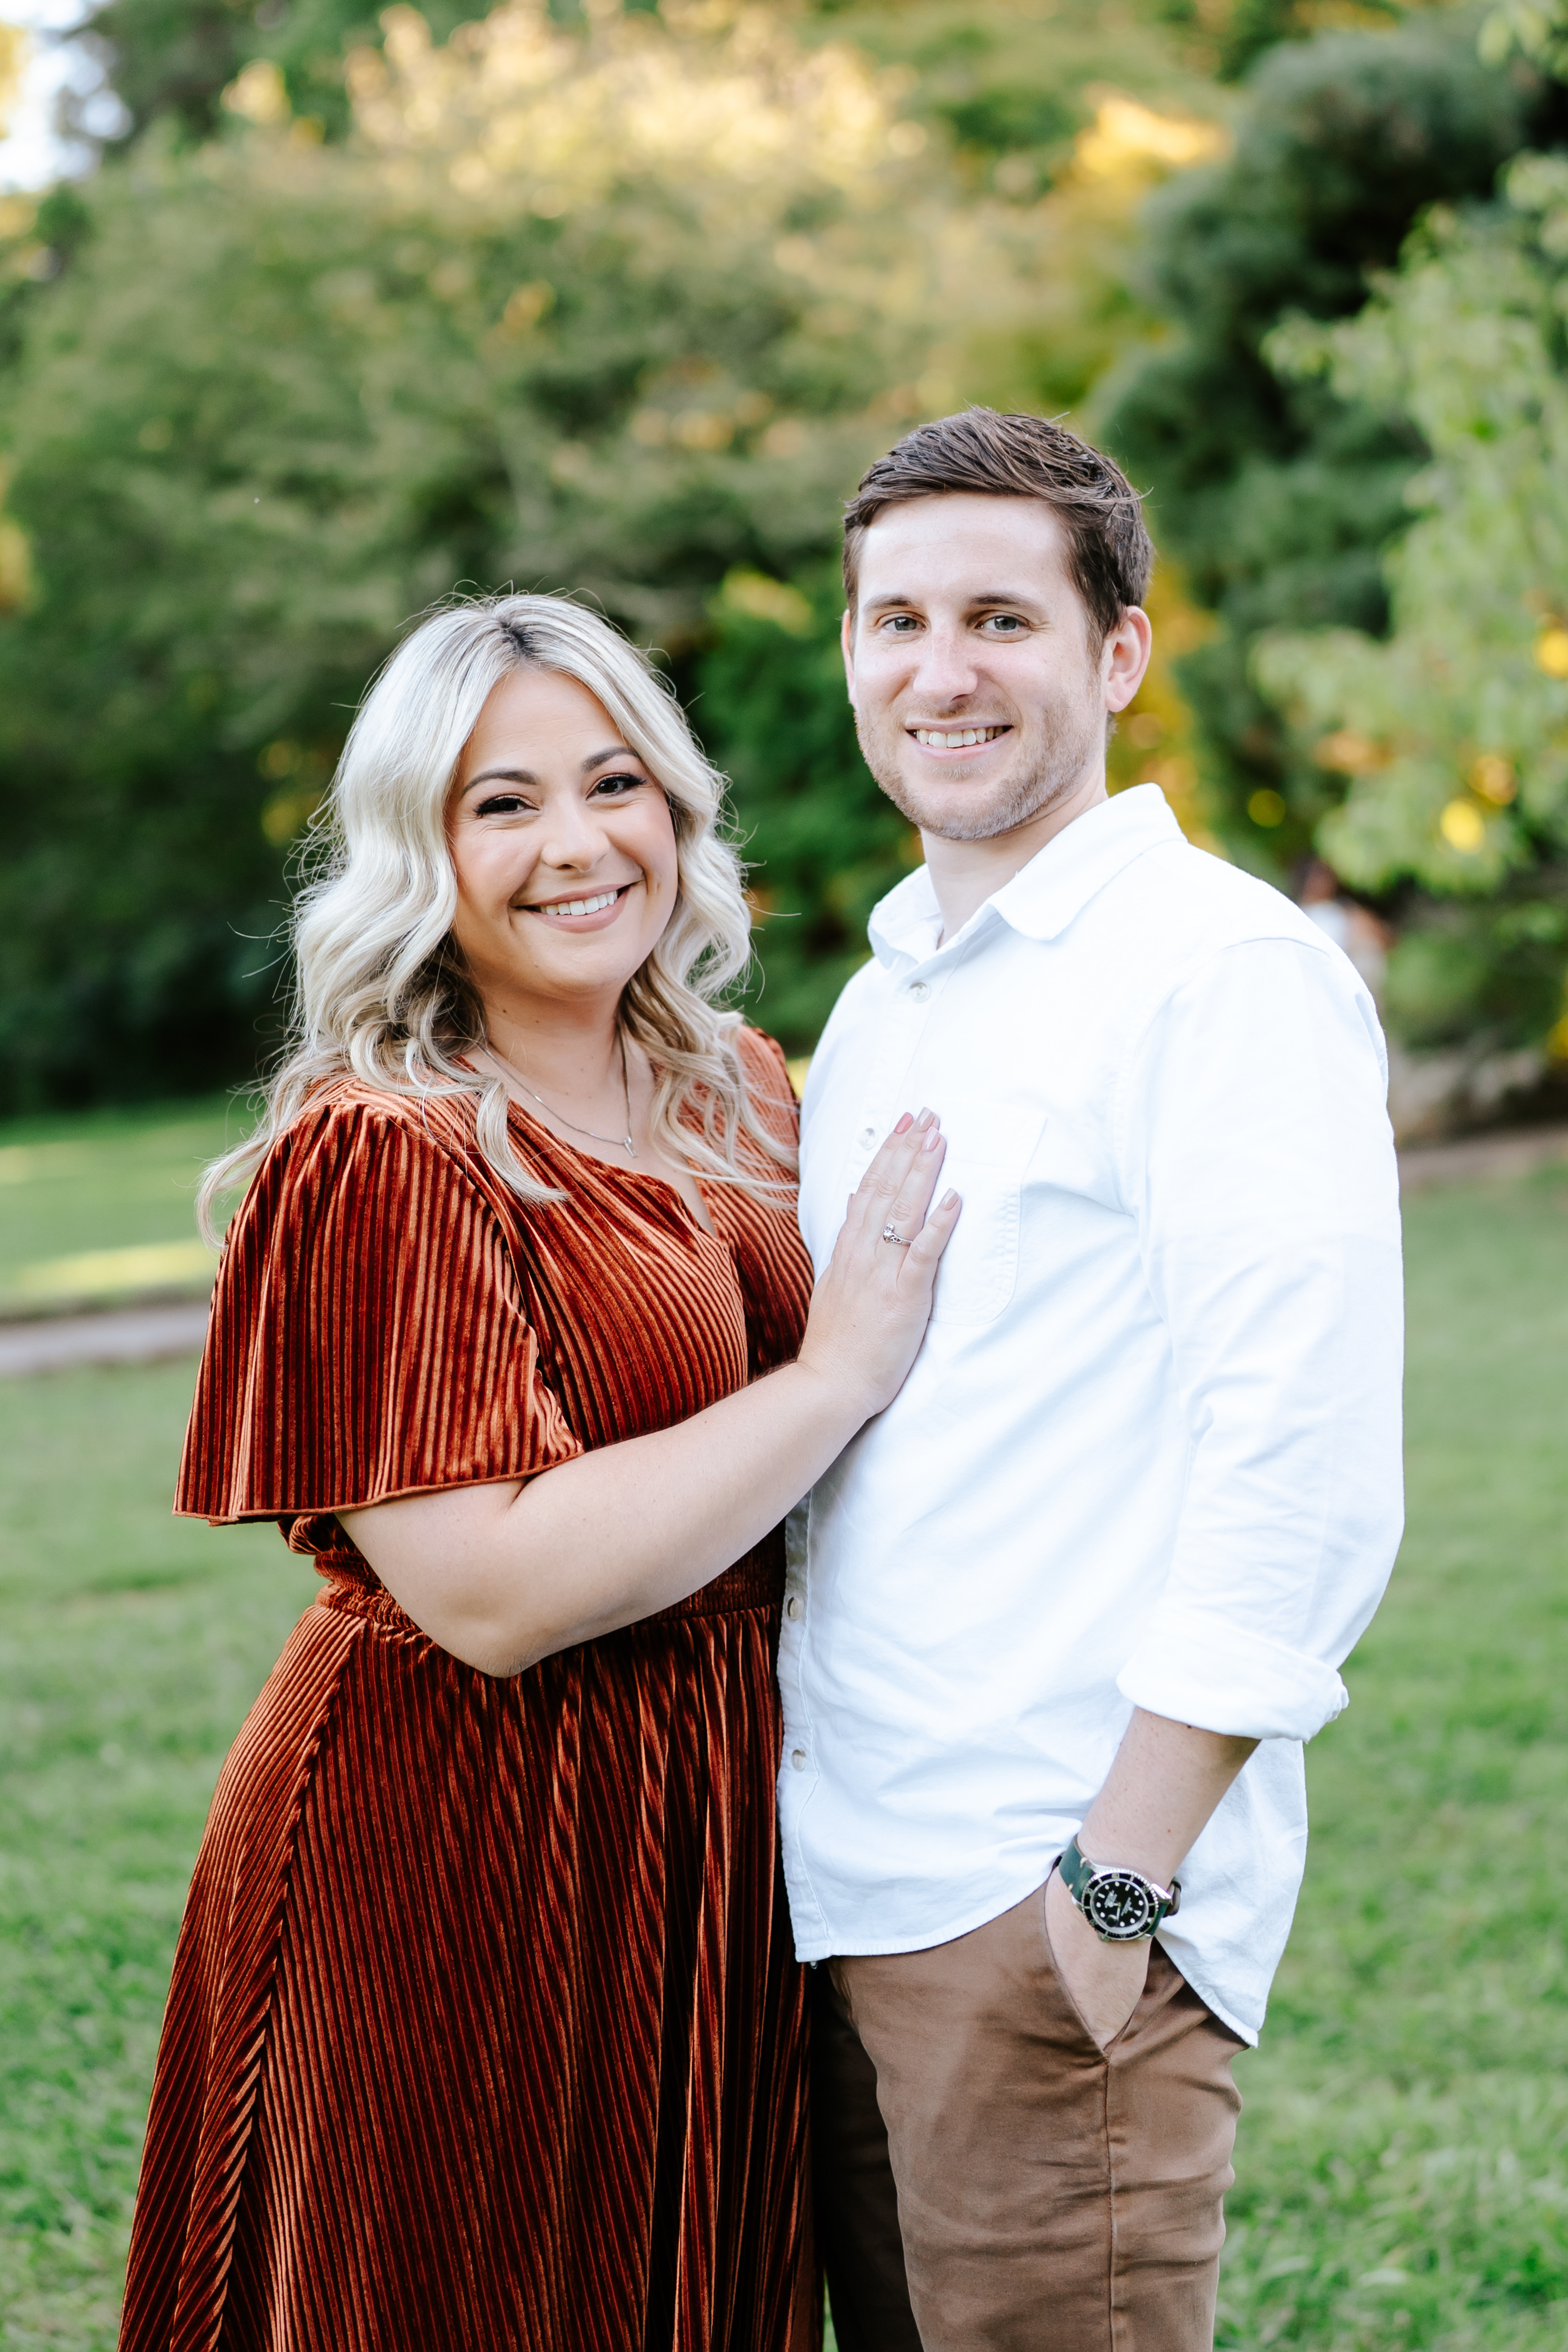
[1103,607,1153,715]
[840,607,858,710]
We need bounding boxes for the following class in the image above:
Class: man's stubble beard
[855,691,1104,845]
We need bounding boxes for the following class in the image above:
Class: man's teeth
[539,889,619,918]
[912,726,1008,749]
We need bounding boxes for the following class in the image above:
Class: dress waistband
[644,1538,783,1624]
[314,1532,785,1643]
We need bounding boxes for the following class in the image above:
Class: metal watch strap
[1057,1835,1181,1944]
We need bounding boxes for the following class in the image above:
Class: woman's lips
[517,882,636,931]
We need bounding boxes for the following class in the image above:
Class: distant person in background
[1299,855,1392,1000]
[786,411,1405,2351]
[118,593,958,2352]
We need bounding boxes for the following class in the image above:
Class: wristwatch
[1056,1835,1180,1944]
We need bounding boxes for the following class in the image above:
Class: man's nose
[910,626,980,706]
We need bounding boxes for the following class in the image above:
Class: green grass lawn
[0,1169,1565,2347]
[0,1098,251,1316]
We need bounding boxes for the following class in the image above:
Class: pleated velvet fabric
[120,1029,819,2352]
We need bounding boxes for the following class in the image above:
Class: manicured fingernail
[924,1125,944,1149]
[942,1190,959,1208]
[893,1112,913,1134]
[915,1107,935,1128]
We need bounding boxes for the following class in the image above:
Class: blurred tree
[0,0,1240,1092]
[0,0,1028,1101]
[1100,11,1565,878]
[1254,152,1568,1058]
[700,82,1231,1046]
[85,0,485,145]
[0,18,27,137]
[697,564,909,1047]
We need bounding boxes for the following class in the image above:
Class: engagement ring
[881,1225,912,1246]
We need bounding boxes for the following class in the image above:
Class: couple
[120,410,1403,2352]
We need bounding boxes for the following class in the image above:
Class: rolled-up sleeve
[1112,936,1404,1741]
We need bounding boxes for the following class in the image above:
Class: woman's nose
[535,799,606,868]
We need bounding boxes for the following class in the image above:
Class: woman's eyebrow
[464,766,539,792]
[462,747,642,795]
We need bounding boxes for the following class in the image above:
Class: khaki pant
[814,1884,1244,2351]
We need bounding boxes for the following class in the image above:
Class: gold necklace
[488,1033,637,1156]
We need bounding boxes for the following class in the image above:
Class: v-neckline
[503,1094,721,1240]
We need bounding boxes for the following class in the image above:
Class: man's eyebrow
[860,589,1047,615]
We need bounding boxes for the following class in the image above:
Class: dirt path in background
[0,1299,210,1378]
[1397,1123,1568,1194]
[2,1123,1564,1377]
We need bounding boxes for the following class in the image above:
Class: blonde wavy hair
[198,592,791,1241]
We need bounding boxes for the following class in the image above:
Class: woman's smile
[518,880,638,930]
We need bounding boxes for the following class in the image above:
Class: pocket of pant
[1037,1877,1140,2061]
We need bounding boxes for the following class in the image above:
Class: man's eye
[474,792,532,817]
[882,615,920,633]
[984,614,1026,633]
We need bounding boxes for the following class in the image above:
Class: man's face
[842,493,1121,844]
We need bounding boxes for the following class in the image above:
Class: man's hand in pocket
[1044,1869,1151,2053]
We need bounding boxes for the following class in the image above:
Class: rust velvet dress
[120,1029,818,2352]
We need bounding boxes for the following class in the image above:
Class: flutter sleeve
[175,1095,583,1542]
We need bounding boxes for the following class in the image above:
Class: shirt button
[790,1748,808,1771]
[858,1124,877,1147]
[907,980,931,1001]
[786,1595,803,1621]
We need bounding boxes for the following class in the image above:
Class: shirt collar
[867,784,1183,973]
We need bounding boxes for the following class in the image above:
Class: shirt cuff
[1116,1606,1350,1742]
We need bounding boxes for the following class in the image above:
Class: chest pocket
[927,1099,1042,1328]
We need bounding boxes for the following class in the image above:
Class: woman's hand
[796,1109,961,1421]
[345,1109,959,1675]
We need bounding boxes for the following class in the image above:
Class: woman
[120,592,957,2352]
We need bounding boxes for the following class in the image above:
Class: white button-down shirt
[780,786,1403,2040]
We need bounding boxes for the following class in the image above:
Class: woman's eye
[591,770,646,797]
[474,792,532,817]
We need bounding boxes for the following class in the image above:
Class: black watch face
[1082,1869,1159,1942]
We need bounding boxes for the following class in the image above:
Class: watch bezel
[1078,1866,1162,1943]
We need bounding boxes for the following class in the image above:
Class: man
[779,409,1403,2350]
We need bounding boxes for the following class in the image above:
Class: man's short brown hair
[842,407,1153,644]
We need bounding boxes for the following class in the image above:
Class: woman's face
[447,666,680,1018]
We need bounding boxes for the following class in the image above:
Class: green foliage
[1256,153,1568,1051]
[809,0,1223,196]
[0,0,1233,1107]
[89,0,502,145]
[1100,12,1561,877]
[697,565,909,1051]
[4,1161,1568,2343]
[0,3,955,1107]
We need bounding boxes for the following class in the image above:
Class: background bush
[5,0,1568,1100]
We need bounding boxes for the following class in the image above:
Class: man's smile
[908,724,1014,753]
